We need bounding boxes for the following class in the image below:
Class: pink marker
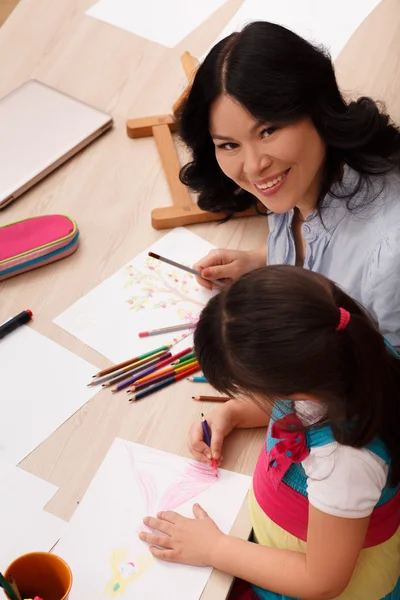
[138,322,196,338]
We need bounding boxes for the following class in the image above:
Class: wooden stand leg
[126,52,259,230]
[152,124,192,208]
[172,52,199,115]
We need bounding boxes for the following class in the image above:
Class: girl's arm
[229,397,271,429]
[212,505,369,600]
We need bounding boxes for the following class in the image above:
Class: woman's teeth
[255,173,285,190]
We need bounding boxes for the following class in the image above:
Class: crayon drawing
[102,445,218,597]
[103,549,153,598]
[54,228,217,363]
[56,439,251,600]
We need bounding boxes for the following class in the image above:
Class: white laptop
[0,80,113,208]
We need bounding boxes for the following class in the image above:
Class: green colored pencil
[0,573,19,600]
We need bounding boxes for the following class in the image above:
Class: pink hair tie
[336,307,351,331]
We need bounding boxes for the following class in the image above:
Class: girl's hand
[193,247,266,290]
[188,402,237,466]
[139,503,224,566]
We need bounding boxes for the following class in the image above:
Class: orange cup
[4,552,72,600]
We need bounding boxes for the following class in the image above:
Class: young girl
[176,21,400,346]
[139,266,400,599]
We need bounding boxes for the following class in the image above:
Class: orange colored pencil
[128,360,199,391]
[93,344,172,378]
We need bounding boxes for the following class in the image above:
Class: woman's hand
[194,247,267,290]
[139,504,224,566]
[188,402,238,466]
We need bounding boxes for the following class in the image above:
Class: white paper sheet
[55,439,251,600]
[0,506,67,568]
[54,228,216,363]
[86,0,228,48]
[0,461,58,511]
[0,326,100,465]
[204,0,381,61]
[0,462,68,569]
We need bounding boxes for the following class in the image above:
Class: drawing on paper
[126,444,218,532]
[103,444,218,597]
[124,256,204,312]
[103,549,153,598]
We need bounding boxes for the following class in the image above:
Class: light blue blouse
[267,167,400,345]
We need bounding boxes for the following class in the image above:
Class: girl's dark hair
[194,265,400,486]
[178,21,400,218]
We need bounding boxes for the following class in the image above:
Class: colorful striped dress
[232,401,400,600]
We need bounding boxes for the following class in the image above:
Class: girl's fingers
[139,531,172,548]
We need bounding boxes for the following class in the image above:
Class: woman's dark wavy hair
[194,265,400,486]
[178,21,400,218]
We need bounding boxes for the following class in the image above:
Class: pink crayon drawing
[125,444,218,533]
[103,446,218,597]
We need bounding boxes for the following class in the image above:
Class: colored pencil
[172,352,196,365]
[129,365,200,402]
[112,348,193,392]
[93,344,171,378]
[103,352,171,388]
[138,322,196,338]
[128,360,199,391]
[0,573,19,600]
[6,576,22,600]
[201,414,218,475]
[173,356,197,370]
[89,350,170,386]
[130,361,198,393]
[192,395,230,402]
[187,375,207,382]
[128,358,198,389]
[148,252,223,286]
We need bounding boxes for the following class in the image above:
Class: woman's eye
[261,126,277,137]
[217,142,239,150]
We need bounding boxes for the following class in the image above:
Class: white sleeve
[303,442,388,518]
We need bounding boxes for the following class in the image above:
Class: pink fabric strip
[253,445,400,548]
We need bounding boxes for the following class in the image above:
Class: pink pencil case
[0,215,79,281]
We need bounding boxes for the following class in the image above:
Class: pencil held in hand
[148,252,223,286]
[201,413,218,476]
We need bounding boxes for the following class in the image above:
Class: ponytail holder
[336,307,350,331]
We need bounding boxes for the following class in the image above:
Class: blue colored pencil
[187,375,207,383]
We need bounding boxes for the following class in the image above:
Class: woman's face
[209,94,326,215]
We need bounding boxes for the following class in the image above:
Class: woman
[177,21,400,345]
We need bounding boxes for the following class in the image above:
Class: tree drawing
[123,256,205,312]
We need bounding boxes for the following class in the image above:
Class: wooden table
[0,0,399,597]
